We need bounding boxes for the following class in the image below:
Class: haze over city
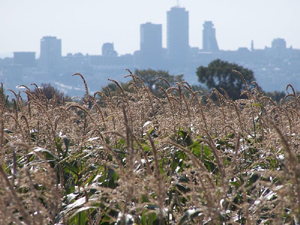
[1,0,300,57]
[2,1,300,224]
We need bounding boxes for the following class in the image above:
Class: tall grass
[0,72,299,224]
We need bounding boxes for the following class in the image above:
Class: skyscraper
[202,21,219,52]
[39,36,62,71]
[167,6,189,66]
[140,22,162,68]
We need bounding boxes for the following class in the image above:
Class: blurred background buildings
[1,6,299,96]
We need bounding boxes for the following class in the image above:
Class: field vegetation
[0,70,300,224]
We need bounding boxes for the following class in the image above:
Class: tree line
[4,59,287,103]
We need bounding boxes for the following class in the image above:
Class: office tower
[167,6,189,66]
[102,43,118,57]
[13,52,36,67]
[202,21,219,52]
[140,22,162,68]
[39,36,62,71]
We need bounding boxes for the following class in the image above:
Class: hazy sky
[1,0,299,57]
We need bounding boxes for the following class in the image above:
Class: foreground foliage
[0,72,300,224]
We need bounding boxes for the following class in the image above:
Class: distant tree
[135,69,183,96]
[265,91,286,103]
[34,83,66,103]
[196,59,256,100]
[190,84,206,93]
[100,82,132,97]
[97,69,183,100]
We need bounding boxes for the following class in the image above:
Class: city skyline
[1,0,300,58]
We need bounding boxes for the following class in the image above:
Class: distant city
[1,6,300,96]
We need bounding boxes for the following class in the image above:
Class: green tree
[97,69,183,100]
[100,82,132,97]
[265,91,286,103]
[135,69,183,95]
[196,59,256,100]
[34,83,67,103]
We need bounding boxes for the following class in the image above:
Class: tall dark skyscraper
[140,22,162,68]
[202,21,219,52]
[167,6,189,66]
[39,36,62,71]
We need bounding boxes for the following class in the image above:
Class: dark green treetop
[135,69,183,96]
[34,83,67,103]
[98,69,183,100]
[196,59,256,100]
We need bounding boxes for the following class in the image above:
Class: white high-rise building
[39,36,62,71]
[140,22,162,68]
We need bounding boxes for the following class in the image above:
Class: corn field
[0,71,300,224]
